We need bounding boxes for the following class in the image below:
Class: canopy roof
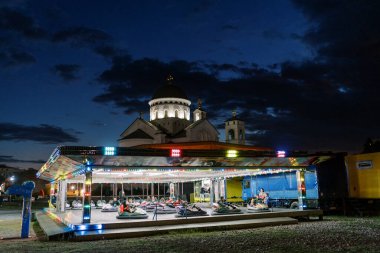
[37,144,333,183]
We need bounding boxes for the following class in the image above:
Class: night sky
[1,0,379,170]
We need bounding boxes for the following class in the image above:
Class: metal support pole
[100,183,103,200]
[58,180,67,213]
[49,183,55,209]
[296,170,306,210]
[210,179,214,206]
[82,167,92,224]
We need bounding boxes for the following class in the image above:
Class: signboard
[356,160,373,169]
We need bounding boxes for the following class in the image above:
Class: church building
[118,76,245,147]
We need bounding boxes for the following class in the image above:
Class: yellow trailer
[345,152,380,198]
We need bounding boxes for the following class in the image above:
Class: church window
[175,110,178,117]
[228,129,235,140]
[155,111,158,119]
[164,110,168,118]
[239,129,243,140]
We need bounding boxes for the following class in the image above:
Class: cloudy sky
[1,0,379,170]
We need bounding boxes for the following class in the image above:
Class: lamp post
[9,175,15,202]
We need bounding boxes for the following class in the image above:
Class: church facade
[118,77,244,147]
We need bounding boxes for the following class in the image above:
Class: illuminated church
[118,76,245,147]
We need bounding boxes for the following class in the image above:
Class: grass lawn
[0,216,379,253]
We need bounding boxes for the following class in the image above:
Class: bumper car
[72,200,83,210]
[166,199,182,207]
[116,203,148,219]
[154,203,177,214]
[247,202,270,212]
[175,204,208,217]
[96,200,106,209]
[144,202,164,212]
[91,200,96,208]
[65,202,71,210]
[101,200,119,212]
[211,202,243,215]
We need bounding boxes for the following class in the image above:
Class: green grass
[0,216,380,253]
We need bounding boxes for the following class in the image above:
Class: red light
[85,192,91,196]
[171,149,182,157]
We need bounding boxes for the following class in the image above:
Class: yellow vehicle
[345,152,380,199]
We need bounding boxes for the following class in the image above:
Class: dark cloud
[52,27,112,47]
[0,123,80,144]
[94,45,119,58]
[0,50,36,66]
[0,7,47,39]
[94,49,377,152]
[292,0,380,91]
[52,64,81,82]
[0,155,45,164]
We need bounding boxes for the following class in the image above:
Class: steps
[71,217,297,241]
[35,211,74,240]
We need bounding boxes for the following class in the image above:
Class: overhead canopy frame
[37,146,332,183]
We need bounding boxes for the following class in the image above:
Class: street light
[9,175,15,202]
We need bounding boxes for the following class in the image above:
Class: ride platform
[37,207,323,241]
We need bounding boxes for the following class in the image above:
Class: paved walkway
[0,210,36,240]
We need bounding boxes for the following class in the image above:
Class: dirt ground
[0,215,379,253]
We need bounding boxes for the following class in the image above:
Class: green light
[226,150,238,158]
[84,205,91,208]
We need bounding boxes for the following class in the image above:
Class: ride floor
[52,206,322,226]
[40,206,323,241]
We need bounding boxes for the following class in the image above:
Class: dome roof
[151,84,189,100]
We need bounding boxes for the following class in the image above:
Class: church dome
[149,76,191,121]
[152,84,188,100]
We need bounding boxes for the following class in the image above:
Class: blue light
[96,224,103,229]
[86,166,92,172]
[277,150,286,158]
[78,225,87,230]
[104,147,116,156]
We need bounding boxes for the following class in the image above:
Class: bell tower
[193,99,207,122]
[225,110,245,144]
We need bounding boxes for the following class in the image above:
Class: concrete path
[0,210,36,239]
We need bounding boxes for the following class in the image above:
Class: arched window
[239,129,243,140]
[164,110,168,118]
[155,111,158,119]
[228,129,235,140]
[175,110,178,117]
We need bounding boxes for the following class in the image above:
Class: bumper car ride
[101,203,118,212]
[116,204,148,219]
[247,203,270,212]
[72,200,83,210]
[96,200,106,209]
[175,204,208,217]
[154,204,177,214]
[211,202,243,215]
